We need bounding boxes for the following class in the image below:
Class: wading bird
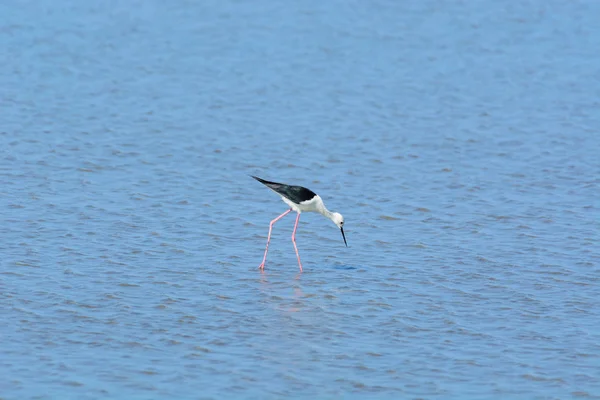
[252,175,347,272]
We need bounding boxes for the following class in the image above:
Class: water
[2,0,599,398]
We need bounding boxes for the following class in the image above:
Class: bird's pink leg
[259,209,292,270]
[291,212,303,272]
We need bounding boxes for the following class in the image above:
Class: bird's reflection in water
[257,268,307,313]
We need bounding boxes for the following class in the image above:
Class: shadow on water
[331,265,358,270]
[255,263,358,277]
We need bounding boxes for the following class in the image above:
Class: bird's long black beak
[341,227,347,247]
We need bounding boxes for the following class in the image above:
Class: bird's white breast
[282,194,324,214]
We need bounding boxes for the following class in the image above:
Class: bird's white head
[331,212,344,228]
[331,212,347,247]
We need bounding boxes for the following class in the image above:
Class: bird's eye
[340,221,344,225]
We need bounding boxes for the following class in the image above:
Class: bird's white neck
[312,195,336,223]
[322,208,334,219]
[318,202,334,221]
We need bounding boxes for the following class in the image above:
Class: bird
[251,175,347,272]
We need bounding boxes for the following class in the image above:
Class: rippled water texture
[1,0,599,399]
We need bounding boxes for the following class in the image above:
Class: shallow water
[2,0,600,399]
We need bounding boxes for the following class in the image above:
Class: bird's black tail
[251,175,281,186]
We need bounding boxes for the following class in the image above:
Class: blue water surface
[1,0,599,399]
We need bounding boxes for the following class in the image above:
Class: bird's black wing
[251,176,317,204]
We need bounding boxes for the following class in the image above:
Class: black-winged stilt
[251,175,347,272]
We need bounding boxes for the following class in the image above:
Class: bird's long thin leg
[259,208,292,270]
[291,212,303,272]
